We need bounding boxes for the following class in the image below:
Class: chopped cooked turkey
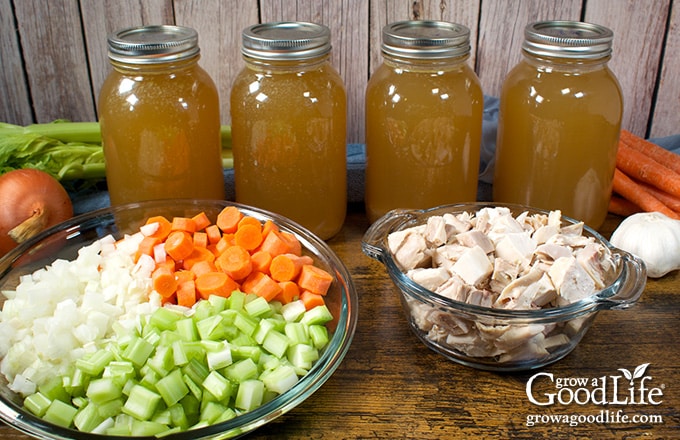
[389,207,618,362]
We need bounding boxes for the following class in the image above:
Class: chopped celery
[22,281,334,433]
[24,392,51,417]
[43,399,78,428]
[235,379,264,411]
[155,369,189,406]
[122,385,161,421]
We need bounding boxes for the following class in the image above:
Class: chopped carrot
[241,271,282,302]
[616,142,680,199]
[275,281,300,304]
[195,271,239,299]
[608,195,641,217]
[174,269,196,284]
[164,231,195,261]
[297,264,333,295]
[216,245,253,281]
[250,250,273,274]
[171,217,197,233]
[238,216,262,230]
[155,258,177,273]
[269,253,312,282]
[191,211,212,231]
[620,129,680,175]
[300,290,326,310]
[145,216,173,240]
[176,280,197,307]
[152,266,178,299]
[261,219,279,237]
[612,169,680,219]
[216,206,243,233]
[135,235,161,262]
[191,259,216,277]
[205,224,222,245]
[234,223,263,251]
[215,234,235,256]
[193,231,208,249]
[182,246,215,270]
[260,230,301,257]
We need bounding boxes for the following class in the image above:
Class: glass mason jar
[365,20,484,223]
[493,21,623,229]
[230,22,347,240]
[99,25,225,206]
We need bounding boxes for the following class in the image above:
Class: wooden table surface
[1,206,678,439]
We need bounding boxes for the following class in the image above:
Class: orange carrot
[297,264,333,295]
[275,281,300,304]
[171,216,197,233]
[193,231,208,249]
[182,246,216,271]
[280,232,302,256]
[216,206,243,233]
[195,271,238,299]
[260,230,299,257]
[616,142,680,198]
[190,259,216,277]
[191,211,212,231]
[145,216,173,240]
[638,182,680,212]
[612,169,680,219]
[152,266,178,299]
[269,253,312,282]
[608,194,641,217]
[261,219,279,237]
[174,269,196,285]
[214,234,234,256]
[238,216,262,230]
[155,258,177,273]
[164,231,195,261]
[300,290,326,310]
[135,235,161,262]
[250,250,273,274]
[216,245,253,281]
[176,280,197,307]
[205,224,222,245]
[234,223,263,251]
[241,271,282,302]
[620,129,680,175]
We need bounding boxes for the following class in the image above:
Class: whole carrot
[616,142,680,199]
[620,129,680,175]
[612,169,680,219]
[608,194,641,217]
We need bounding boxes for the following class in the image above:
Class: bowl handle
[596,251,647,310]
[361,209,417,262]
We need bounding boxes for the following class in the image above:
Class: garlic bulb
[610,211,680,278]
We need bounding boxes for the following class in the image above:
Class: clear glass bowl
[0,199,358,439]
[362,202,646,372]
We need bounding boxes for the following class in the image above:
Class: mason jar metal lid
[523,21,614,59]
[382,20,471,59]
[241,21,332,61]
[107,25,200,64]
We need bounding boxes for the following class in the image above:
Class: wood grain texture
[476,0,582,98]
[80,0,174,111]
[13,0,96,122]
[0,0,32,125]
[584,0,671,137]
[650,2,680,138]
[0,208,678,439]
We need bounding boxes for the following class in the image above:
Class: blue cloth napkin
[70,96,680,214]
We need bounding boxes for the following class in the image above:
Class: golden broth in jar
[493,21,623,229]
[99,25,225,206]
[364,21,483,223]
[230,22,347,240]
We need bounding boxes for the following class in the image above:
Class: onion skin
[0,169,73,256]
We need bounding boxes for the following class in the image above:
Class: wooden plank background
[0,0,677,143]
